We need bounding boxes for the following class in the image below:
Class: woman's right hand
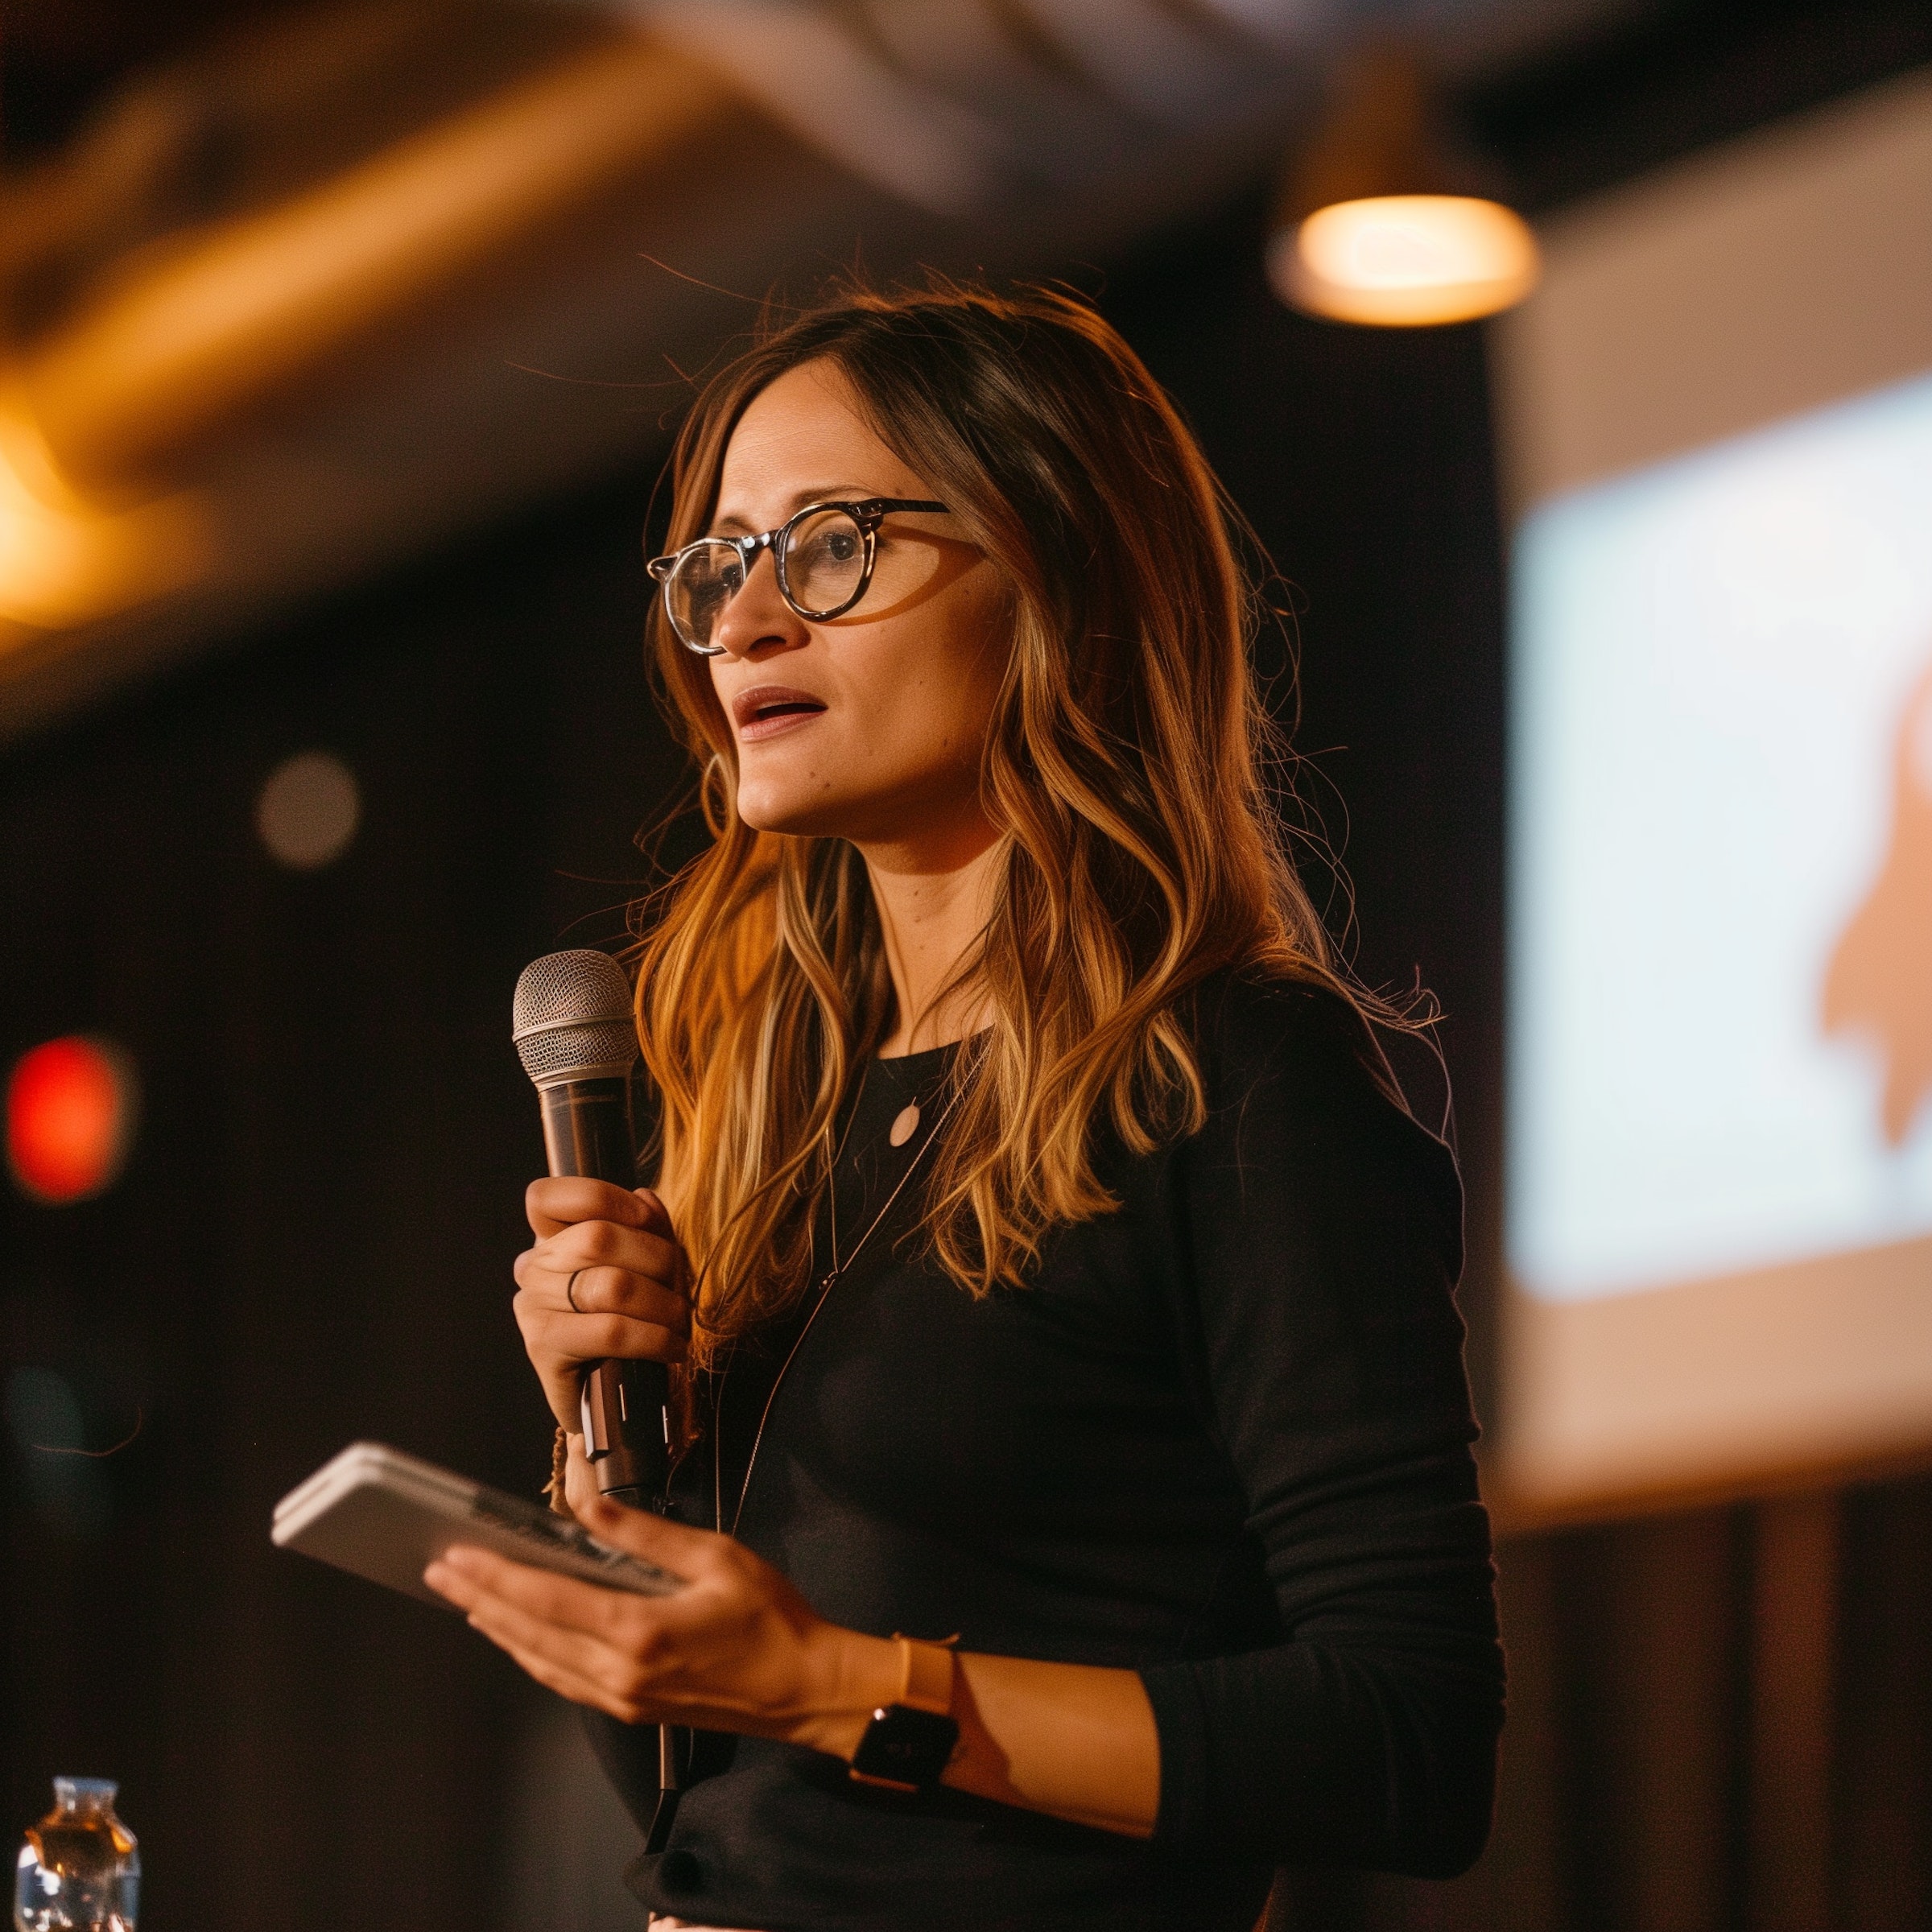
[514,1179,692,1432]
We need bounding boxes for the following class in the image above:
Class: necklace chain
[716,1065,966,1538]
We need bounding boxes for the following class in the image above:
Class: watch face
[848,1705,960,1790]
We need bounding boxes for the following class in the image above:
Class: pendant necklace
[716,1060,968,1538]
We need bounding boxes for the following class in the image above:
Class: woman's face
[704,359,1009,861]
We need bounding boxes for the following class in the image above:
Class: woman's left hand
[422,1440,895,1757]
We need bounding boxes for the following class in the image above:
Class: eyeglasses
[646,497,949,657]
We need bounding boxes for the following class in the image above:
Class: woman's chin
[734,788,859,840]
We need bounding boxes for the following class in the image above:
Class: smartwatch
[848,1636,960,1794]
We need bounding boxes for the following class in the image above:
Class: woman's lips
[732,684,828,742]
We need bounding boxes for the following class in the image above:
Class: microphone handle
[538,1075,671,1509]
[539,1071,690,1839]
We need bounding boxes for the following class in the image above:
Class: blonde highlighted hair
[633,281,1390,1364]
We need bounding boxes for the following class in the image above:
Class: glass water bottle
[14,1779,138,1932]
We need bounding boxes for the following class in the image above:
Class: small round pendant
[889,1101,921,1148]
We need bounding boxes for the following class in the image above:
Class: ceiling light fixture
[1267,48,1538,328]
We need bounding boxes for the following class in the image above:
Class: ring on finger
[567,1269,586,1313]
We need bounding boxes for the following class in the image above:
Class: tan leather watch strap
[893,1635,956,1717]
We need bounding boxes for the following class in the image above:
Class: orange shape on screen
[1823,657,1932,1145]
[6,1036,134,1203]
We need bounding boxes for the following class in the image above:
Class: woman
[426,283,1502,1931]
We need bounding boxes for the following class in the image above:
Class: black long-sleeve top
[593,971,1503,1931]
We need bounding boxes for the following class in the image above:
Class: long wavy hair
[633,280,1390,1364]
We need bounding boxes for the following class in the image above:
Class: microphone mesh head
[512,950,638,1085]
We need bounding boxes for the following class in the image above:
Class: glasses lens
[781,508,867,617]
[667,541,744,651]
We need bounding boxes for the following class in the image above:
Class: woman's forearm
[947,1651,1160,1836]
[448,1463,1162,1840]
[797,1630,1160,1839]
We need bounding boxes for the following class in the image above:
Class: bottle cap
[53,1777,118,1810]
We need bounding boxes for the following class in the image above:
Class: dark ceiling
[15,0,1932,196]
[2,0,1928,746]
[1462,0,1932,210]
[2,0,307,160]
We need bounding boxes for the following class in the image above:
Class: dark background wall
[6,38,1932,1929]
[0,464,682,1927]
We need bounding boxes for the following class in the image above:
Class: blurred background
[4,2,1931,1927]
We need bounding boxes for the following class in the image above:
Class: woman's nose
[711,546,805,660]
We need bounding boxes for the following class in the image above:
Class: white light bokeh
[257,749,361,870]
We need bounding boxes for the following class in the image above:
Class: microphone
[512,949,670,1510]
[514,950,687,1839]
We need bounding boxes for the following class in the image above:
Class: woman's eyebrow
[708,485,879,535]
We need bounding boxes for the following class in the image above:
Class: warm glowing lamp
[6,1036,138,1204]
[1269,50,1538,328]
[1273,195,1539,326]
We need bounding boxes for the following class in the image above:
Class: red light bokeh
[6,1036,135,1204]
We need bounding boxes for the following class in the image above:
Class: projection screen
[1491,64,1932,1520]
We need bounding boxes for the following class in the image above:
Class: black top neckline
[870,1029,980,1073]
[867,1041,953,1078]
